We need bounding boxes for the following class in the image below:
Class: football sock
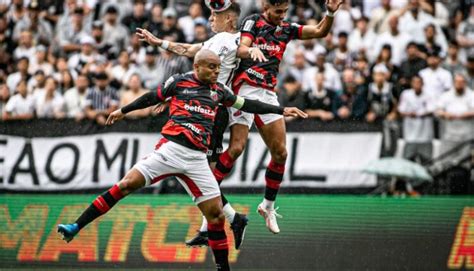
[75,184,124,229]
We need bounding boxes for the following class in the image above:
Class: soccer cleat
[230,213,248,250]
[57,223,79,243]
[185,231,209,247]
[257,203,282,234]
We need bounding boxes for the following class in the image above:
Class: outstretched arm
[300,0,343,39]
[106,91,161,125]
[136,28,203,58]
[231,96,308,118]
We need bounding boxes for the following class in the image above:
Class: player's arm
[237,36,268,62]
[136,28,202,58]
[230,96,308,118]
[300,0,343,40]
[106,91,160,125]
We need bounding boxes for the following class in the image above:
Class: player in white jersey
[136,1,263,250]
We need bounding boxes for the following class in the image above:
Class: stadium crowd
[0,0,473,158]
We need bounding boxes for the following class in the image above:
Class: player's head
[263,0,289,26]
[194,49,221,84]
[209,2,241,33]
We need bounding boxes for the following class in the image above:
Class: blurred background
[0,0,473,270]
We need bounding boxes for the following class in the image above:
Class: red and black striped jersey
[233,14,303,92]
[156,72,236,152]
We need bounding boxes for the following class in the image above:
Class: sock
[75,184,124,229]
[223,203,236,223]
[213,150,235,182]
[199,216,208,232]
[264,159,285,202]
[208,220,229,271]
[262,198,275,210]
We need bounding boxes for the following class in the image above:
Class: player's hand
[249,47,268,62]
[136,28,161,46]
[283,107,308,119]
[153,102,169,114]
[326,0,343,13]
[106,109,125,125]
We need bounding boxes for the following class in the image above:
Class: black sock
[208,221,229,271]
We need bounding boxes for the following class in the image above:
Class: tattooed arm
[136,28,202,58]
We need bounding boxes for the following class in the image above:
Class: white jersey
[202,31,240,87]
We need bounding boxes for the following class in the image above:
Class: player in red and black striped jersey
[57,49,307,271]
[214,0,343,234]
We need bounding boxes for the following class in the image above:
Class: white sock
[262,199,275,210]
[223,203,236,223]
[199,216,208,232]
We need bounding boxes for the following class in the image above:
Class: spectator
[64,74,90,120]
[84,72,119,125]
[58,70,75,94]
[178,2,207,43]
[6,56,30,94]
[13,30,35,61]
[120,73,151,119]
[419,50,453,97]
[127,33,147,66]
[302,53,342,92]
[27,69,46,94]
[103,5,129,57]
[109,50,138,88]
[192,22,210,44]
[12,1,53,45]
[465,56,474,89]
[399,0,446,46]
[443,42,465,75]
[57,7,89,54]
[121,0,148,34]
[368,0,400,34]
[280,50,308,87]
[435,74,474,163]
[398,75,435,162]
[423,23,447,57]
[328,31,353,72]
[0,83,9,119]
[304,71,337,121]
[154,45,192,87]
[366,64,397,123]
[332,0,354,39]
[153,7,186,43]
[91,20,114,60]
[68,36,106,75]
[456,6,474,62]
[137,46,161,91]
[33,76,65,119]
[348,16,376,55]
[6,0,27,29]
[145,3,163,35]
[372,44,399,84]
[334,68,368,120]
[3,79,34,120]
[278,75,306,122]
[398,42,427,89]
[353,55,371,85]
[372,16,412,66]
[28,45,53,76]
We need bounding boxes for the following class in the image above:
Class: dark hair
[412,74,423,83]
[226,3,241,15]
[268,0,289,6]
[283,75,297,83]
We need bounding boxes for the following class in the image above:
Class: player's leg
[198,196,230,271]
[256,117,287,234]
[57,168,146,242]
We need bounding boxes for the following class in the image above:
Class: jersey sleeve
[219,85,238,107]
[156,75,178,102]
[289,22,303,40]
[240,15,258,42]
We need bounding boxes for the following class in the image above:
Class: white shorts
[228,83,283,129]
[133,139,221,205]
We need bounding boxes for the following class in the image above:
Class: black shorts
[207,105,229,163]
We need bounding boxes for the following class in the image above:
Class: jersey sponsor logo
[246,68,265,80]
[243,20,255,32]
[254,44,281,52]
[182,89,198,94]
[218,46,229,57]
[184,104,216,116]
[182,122,202,134]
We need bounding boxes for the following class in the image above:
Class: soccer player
[57,49,307,271]
[135,1,265,249]
[213,0,343,234]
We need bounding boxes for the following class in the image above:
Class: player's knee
[208,211,225,225]
[228,141,246,159]
[271,146,288,162]
[118,177,143,195]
